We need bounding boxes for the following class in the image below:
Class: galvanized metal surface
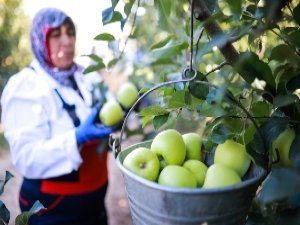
[116,141,267,225]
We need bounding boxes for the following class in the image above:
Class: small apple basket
[110,67,267,225]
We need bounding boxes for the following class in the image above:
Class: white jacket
[1,60,104,179]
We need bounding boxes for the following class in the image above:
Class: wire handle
[110,68,197,158]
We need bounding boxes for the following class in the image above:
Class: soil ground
[0,137,136,225]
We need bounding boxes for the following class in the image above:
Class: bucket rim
[116,141,267,194]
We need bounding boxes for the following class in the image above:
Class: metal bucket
[116,140,267,225]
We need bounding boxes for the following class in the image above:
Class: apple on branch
[272,126,295,167]
[117,82,139,109]
[150,129,186,169]
[158,165,197,188]
[123,147,160,181]
[214,139,251,177]
[99,100,123,126]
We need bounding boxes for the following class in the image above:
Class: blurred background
[0,1,135,224]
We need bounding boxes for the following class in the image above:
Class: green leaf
[139,87,150,94]
[289,133,300,168]
[205,0,219,12]
[15,201,45,225]
[200,85,229,117]
[102,7,114,25]
[251,101,270,117]
[276,68,299,94]
[0,201,10,225]
[201,102,228,118]
[167,90,191,109]
[83,62,105,74]
[138,105,168,117]
[84,54,103,63]
[107,58,118,68]
[246,116,288,168]
[273,94,299,108]
[111,0,119,9]
[258,168,300,204]
[270,44,299,64]
[124,0,134,17]
[282,27,298,35]
[94,33,115,41]
[151,40,188,59]
[188,71,209,100]
[294,3,300,26]
[227,0,242,18]
[120,18,127,31]
[0,171,13,195]
[153,114,169,130]
[287,30,300,48]
[141,115,153,128]
[242,123,256,145]
[102,9,123,25]
[154,0,171,30]
[196,32,232,61]
[206,85,227,104]
[150,58,181,66]
[234,51,276,93]
[286,74,300,92]
[150,36,174,50]
[211,123,233,144]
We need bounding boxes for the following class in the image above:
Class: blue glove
[75,105,118,145]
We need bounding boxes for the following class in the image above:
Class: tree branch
[193,0,239,65]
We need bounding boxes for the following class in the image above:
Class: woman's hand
[75,104,119,145]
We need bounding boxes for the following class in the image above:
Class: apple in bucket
[158,165,197,188]
[123,147,160,181]
[214,139,251,177]
[182,132,202,161]
[150,129,186,169]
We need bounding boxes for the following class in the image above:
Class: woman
[1,7,117,225]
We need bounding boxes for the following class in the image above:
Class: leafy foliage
[0,0,32,94]
[15,201,45,225]
[0,171,13,225]
[0,171,45,225]
[90,0,300,223]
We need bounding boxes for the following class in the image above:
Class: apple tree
[88,0,300,223]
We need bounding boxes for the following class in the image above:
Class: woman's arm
[1,73,83,179]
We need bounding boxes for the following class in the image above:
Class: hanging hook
[189,0,195,72]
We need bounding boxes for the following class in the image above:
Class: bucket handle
[109,67,198,158]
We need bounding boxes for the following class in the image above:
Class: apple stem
[139,163,146,169]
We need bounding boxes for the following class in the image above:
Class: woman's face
[48,23,75,70]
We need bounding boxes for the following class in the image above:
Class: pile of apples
[123,129,252,189]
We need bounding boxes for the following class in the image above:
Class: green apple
[158,165,197,188]
[123,147,160,181]
[182,132,202,161]
[116,82,139,109]
[272,127,295,167]
[183,159,208,187]
[214,139,251,177]
[203,164,241,188]
[150,129,186,169]
[99,100,123,126]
